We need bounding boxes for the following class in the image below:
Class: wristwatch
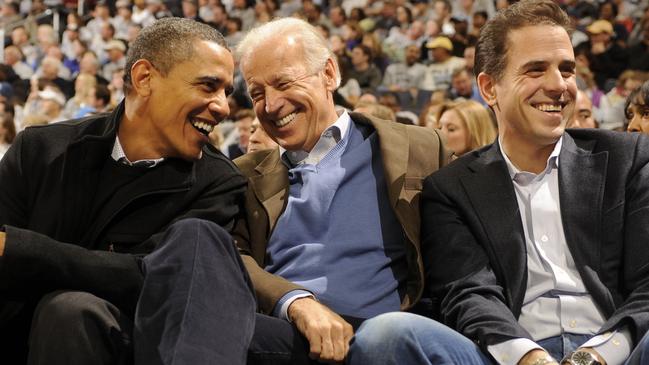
[560,350,602,365]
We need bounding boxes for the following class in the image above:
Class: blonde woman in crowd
[439,100,496,157]
[62,73,97,119]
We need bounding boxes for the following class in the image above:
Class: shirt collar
[280,109,351,166]
[499,135,563,180]
[111,135,165,168]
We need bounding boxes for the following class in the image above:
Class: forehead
[242,39,309,85]
[172,40,233,79]
[503,25,574,72]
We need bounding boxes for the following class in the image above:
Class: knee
[354,313,421,348]
[153,218,234,258]
[32,291,113,332]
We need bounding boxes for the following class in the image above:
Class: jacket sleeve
[421,174,533,351]
[600,136,649,343]
[231,188,304,315]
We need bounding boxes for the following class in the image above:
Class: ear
[477,72,497,107]
[129,59,155,97]
[322,57,338,92]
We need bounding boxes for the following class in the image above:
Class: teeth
[276,112,296,127]
[191,119,214,134]
[535,104,562,112]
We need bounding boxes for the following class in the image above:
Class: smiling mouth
[533,102,565,113]
[191,117,216,136]
[275,112,297,127]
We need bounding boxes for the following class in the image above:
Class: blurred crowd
[0,0,648,160]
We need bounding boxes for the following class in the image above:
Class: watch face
[572,351,595,365]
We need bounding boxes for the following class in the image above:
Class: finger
[308,330,322,360]
[319,326,335,361]
[330,322,346,362]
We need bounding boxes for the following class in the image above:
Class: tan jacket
[233,112,449,314]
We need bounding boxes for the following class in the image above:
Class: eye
[642,110,649,119]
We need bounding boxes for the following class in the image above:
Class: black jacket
[0,101,246,313]
[422,130,649,351]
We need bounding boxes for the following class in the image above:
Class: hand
[288,297,354,363]
[0,231,5,256]
[519,349,558,365]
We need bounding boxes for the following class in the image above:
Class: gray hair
[123,17,228,94]
[236,17,341,88]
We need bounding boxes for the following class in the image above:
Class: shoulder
[233,148,279,177]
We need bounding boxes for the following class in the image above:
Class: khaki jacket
[233,112,448,314]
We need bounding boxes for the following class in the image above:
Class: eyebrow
[193,75,234,93]
[520,60,576,71]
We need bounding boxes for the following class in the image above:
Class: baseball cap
[586,20,613,35]
[426,36,453,51]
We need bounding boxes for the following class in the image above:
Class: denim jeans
[347,312,493,365]
[539,330,649,364]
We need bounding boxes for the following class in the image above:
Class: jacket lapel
[558,133,607,273]
[461,143,528,312]
[249,149,289,235]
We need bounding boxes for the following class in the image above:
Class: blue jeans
[539,330,649,364]
[347,312,492,365]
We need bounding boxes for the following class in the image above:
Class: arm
[231,184,353,362]
[421,174,533,352]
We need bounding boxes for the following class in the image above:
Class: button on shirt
[488,137,631,365]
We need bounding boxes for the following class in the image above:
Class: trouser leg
[247,313,314,365]
[347,312,493,365]
[134,218,256,365]
[1,300,35,364]
[28,290,133,365]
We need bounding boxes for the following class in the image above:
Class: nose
[627,115,642,132]
[264,88,284,115]
[545,68,569,96]
[208,91,230,121]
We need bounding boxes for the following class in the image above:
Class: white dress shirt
[488,137,631,365]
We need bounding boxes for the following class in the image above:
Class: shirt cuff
[488,338,544,365]
[581,328,632,365]
[273,290,315,321]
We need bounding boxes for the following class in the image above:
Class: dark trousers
[19,218,256,365]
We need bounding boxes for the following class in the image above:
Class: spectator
[62,73,97,119]
[567,90,598,129]
[584,19,629,91]
[114,0,136,40]
[628,21,649,72]
[380,44,426,96]
[102,39,127,81]
[226,108,254,159]
[626,80,649,134]
[4,45,33,80]
[448,67,486,105]
[0,17,247,363]
[246,116,277,153]
[421,36,466,92]
[372,1,649,364]
[438,99,496,156]
[347,44,382,94]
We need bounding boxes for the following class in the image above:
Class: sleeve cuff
[273,289,315,321]
[582,328,632,365]
[488,338,544,365]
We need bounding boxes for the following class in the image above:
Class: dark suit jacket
[0,101,246,314]
[233,112,449,314]
[421,129,649,351]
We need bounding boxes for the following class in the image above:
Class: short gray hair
[236,17,341,88]
[123,17,228,94]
